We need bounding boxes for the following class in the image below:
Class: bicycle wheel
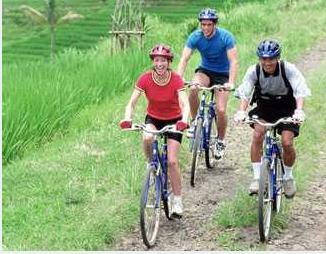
[140,166,161,248]
[273,157,284,213]
[162,171,173,220]
[258,159,273,242]
[205,115,217,169]
[190,118,203,187]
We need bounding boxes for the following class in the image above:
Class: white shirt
[235,60,311,101]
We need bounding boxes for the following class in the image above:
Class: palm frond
[19,5,47,25]
[57,11,84,25]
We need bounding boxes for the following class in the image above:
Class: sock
[252,162,261,180]
[174,195,182,201]
[284,165,293,180]
[217,138,224,144]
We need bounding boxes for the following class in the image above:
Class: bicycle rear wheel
[140,166,161,248]
[273,157,284,213]
[190,118,203,187]
[205,115,217,169]
[258,159,273,242]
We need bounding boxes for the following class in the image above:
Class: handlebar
[184,81,235,91]
[244,117,294,127]
[122,123,183,135]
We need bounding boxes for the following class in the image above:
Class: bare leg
[281,130,296,167]
[215,90,230,140]
[189,72,210,119]
[251,124,265,163]
[142,124,156,162]
[167,139,182,196]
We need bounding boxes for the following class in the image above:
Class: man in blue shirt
[177,8,238,159]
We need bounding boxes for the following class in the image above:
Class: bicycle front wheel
[162,170,173,220]
[258,159,273,242]
[140,166,161,248]
[273,157,284,213]
[190,118,203,187]
[205,115,217,169]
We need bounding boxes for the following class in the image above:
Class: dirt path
[113,38,326,251]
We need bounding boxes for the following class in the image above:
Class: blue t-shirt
[186,28,235,74]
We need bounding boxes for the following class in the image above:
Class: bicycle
[186,82,233,187]
[123,123,182,248]
[244,116,294,242]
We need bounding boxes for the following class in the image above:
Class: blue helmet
[256,40,281,58]
[198,8,218,23]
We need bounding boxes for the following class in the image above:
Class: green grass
[2,0,271,63]
[3,0,326,250]
[2,0,115,62]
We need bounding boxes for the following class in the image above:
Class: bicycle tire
[273,157,283,213]
[205,115,217,169]
[162,173,173,220]
[140,166,161,248]
[258,159,272,242]
[190,118,203,187]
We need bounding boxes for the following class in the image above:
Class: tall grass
[2,47,147,163]
[2,14,189,163]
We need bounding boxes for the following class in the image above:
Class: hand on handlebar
[119,119,132,129]
[292,109,305,124]
[233,110,247,124]
[176,120,189,131]
[223,82,234,90]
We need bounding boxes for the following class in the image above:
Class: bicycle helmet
[198,8,218,23]
[256,39,281,58]
[149,44,174,61]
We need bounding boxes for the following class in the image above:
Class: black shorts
[145,115,183,143]
[195,67,229,87]
[249,106,300,137]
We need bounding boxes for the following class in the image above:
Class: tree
[20,0,84,60]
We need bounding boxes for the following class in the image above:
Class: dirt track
[112,38,326,251]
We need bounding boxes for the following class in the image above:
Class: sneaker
[249,179,259,195]
[171,195,183,218]
[284,178,296,199]
[214,141,226,160]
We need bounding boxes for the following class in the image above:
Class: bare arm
[124,89,142,120]
[176,46,193,78]
[227,46,238,85]
[178,90,190,122]
[296,97,304,110]
[239,99,249,111]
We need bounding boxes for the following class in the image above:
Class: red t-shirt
[136,71,185,120]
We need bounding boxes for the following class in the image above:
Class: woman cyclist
[119,44,190,217]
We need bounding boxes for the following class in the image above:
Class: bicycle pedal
[248,191,258,196]
[171,213,183,219]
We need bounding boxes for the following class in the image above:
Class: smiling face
[200,20,216,38]
[260,57,278,74]
[153,56,170,76]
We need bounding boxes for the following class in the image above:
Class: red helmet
[149,44,174,61]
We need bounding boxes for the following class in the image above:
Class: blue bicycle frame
[262,128,284,204]
[146,135,170,209]
[193,90,216,152]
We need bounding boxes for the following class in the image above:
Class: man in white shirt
[234,39,311,197]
